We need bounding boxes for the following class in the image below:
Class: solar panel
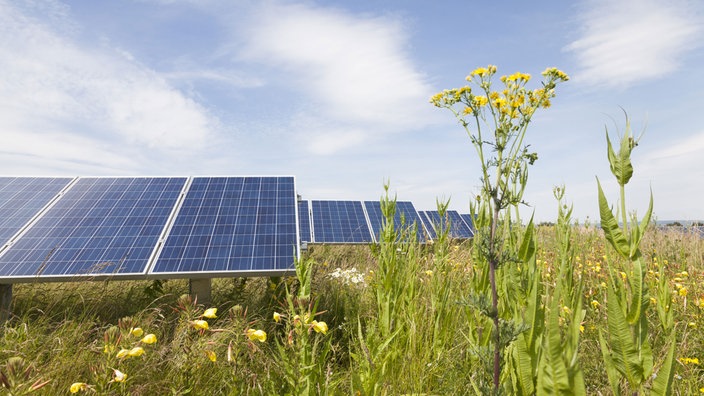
[446,210,473,238]
[150,176,298,276]
[420,210,473,239]
[310,200,373,243]
[0,177,73,248]
[418,211,437,240]
[363,201,425,242]
[298,200,311,243]
[460,213,476,237]
[0,177,186,280]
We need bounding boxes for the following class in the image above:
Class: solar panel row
[0,176,299,282]
[0,176,476,283]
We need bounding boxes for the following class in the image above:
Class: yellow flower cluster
[679,357,700,365]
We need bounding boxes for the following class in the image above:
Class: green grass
[1,225,703,395]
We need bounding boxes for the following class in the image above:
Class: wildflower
[679,287,688,297]
[273,311,282,323]
[127,347,144,357]
[425,270,433,277]
[579,325,584,333]
[246,329,267,342]
[650,297,657,305]
[70,382,88,393]
[679,357,699,365]
[311,320,329,335]
[103,344,116,355]
[293,315,302,326]
[130,327,143,337]
[688,322,697,328]
[116,348,129,359]
[141,334,157,344]
[562,306,572,314]
[473,96,489,107]
[620,271,628,280]
[113,369,127,383]
[192,320,209,330]
[205,350,217,362]
[591,300,600,309]
[699,387,704,393]
[203,308,218,319]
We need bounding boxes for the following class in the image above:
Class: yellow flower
[203,308,218,319]
[679,357,699,365]
[425,270,433,277]
[103,344,116,355]
[699,387,704,393]
[688,322,697,328]
[127,347,144,357]
[192,320,209,330]
[678,287,688,297]
[650,297,657,305]
[116,348,129,359]
[130,327,143,337]
[473,96,488,107]
[469,67,488,78]
[591,300,600,309]
[141,334,157,344]
[620,271,627,280]
[70,382,88,393]
[579,325,584,333]
[113,369,127,382]
[246,329,267,342]
[273,312,282,323]
[562,306,571,314]
[205,350,217,362]
[311,320,329,335]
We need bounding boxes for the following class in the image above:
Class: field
[1,222,703,395]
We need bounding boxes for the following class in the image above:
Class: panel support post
[189,278,211,305]
[0,284,12,323]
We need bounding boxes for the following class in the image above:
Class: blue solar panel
[0,177,73,247]
[420,210,473,239]
[151,177,298,275]
[460,214,476,237]
[298,200,311,243]
[311,200,373,243]
[447,210,473,238]
[363,201,425,242]
[0,177,186,279]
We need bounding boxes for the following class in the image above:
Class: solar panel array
[0,176,299,282]
[0,176,477,283]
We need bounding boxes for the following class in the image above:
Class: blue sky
[1,0,703,222]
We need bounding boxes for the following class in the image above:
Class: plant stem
[490,200,501,391]
[620,184,627,234]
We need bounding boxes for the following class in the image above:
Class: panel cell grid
[151,176,298,274]
[364,201,425,242]
[0,177,186,278]
[0,177,73,246]
[460,214,476,237]
[311,200,372,243]
[420,210,473,239]
[298,200,311,243]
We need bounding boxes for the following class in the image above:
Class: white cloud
[566,0,701,88]
[0,0,220,174]
[234,1,439,153]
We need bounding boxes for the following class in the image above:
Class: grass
[1,224,703,395]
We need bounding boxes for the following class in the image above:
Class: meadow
[3,66,702,395]
[0,221,703,395]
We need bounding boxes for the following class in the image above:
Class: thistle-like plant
[596,113,676,395]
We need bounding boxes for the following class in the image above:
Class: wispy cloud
[566,0,702,88]
[233,1,439,154]
[0,0,220,174]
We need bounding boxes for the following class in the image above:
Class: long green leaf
[606,130,634,187]
[626,256,643,325]
[599,330,622,396]
[607,281,643,387]
[511,336,535,395]
[651,334,676,396]
[597,178,630,258]
[518,214,536,262]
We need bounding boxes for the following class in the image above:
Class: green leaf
[606,280,644,387]
[518,214,536,262]
[606,130,634,187]
[629,190,653,258]
[625,257,643,325]
[599,330,622,396]
[597,178,630,258]
[511,336,535,395]
[651,334,676,396]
